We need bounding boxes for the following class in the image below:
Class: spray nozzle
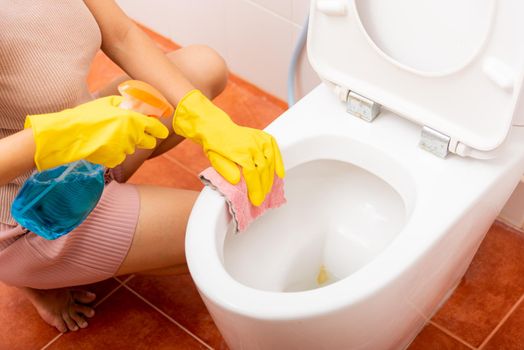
[117,80,174,118]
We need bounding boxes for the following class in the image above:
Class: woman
[0,0,284,333]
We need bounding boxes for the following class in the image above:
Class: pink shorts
[0,180,140,289]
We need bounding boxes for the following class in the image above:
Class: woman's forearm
[0,129,35,185]
[105,23,195,104]
[85,0,195,108]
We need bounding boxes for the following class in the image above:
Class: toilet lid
[307,0,524,157]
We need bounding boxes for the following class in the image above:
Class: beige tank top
[0,1,102,225]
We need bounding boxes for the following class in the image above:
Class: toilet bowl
[186,1,524,349]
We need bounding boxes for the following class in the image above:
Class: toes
[53,319,68,333]
[71,290,96,304]
[36,308,70,333]
[74,304,95,319]
[69,309,88,329]
[67,303,95,330]
[62,311,79,332]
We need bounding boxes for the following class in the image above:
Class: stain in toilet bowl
[317,265,330,286]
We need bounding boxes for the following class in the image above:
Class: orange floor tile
[407,222,524,350]
[4,25,524,350]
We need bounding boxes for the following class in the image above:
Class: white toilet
[185,1,524,349]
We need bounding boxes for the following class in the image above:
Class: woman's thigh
[116,185,199,276]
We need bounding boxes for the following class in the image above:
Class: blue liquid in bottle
[11,80,172,240]
[11,160,105,240]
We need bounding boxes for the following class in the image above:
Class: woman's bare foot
[19,287,96,333]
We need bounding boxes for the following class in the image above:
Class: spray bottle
[11,80,174,240]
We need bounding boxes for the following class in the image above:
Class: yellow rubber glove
[26,96,169,171]
[173,90,285,206]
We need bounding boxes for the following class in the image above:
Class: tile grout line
[93,280,127,308]
[40,281,126,350]
[114,274,136,285]
[494,219,524,235]
[428,321,476,350]
[241,0,303,29]
[121,283,213,350]
[40,333,63,350]
[478,292,524,349]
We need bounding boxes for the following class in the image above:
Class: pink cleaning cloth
[199,167,286,233]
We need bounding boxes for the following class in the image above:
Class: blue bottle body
[11,160,105,240]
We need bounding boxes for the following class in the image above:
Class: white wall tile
[248,0,293,20]
[225,0,295,99]
[292,0,310,25]
[117,0,318,101]
[117,0,227,57]
[166,0,227,58]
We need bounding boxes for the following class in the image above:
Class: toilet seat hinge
[419,126,450,158]
[346,91,381,122]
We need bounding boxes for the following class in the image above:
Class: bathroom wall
[116,0,321,101]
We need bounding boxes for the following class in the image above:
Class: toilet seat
[308,0,524,158]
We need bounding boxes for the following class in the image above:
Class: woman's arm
[0,129,35,185]
[0,95,169,187]
[84,0,195,110]
[83,0,285,206]
[3,0,188,186]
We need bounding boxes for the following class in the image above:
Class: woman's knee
[167,45,228,99]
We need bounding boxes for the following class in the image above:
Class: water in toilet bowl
[222,159,407,293]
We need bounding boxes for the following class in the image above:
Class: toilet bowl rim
[185,134,448,318]
[185,186,434,320]
[186,146,501,319]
